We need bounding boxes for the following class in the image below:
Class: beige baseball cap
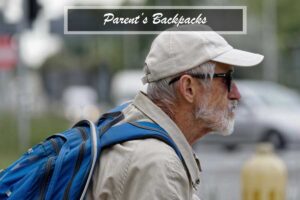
[142,25,264,84]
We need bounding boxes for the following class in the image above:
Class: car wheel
[261,131,286,150]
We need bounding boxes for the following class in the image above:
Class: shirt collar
[132,92,201,188]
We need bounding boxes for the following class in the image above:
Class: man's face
[194,63,241,136]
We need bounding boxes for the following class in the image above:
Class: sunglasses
[168,70,233,92]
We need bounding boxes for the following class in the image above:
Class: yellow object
[241,143,287,200]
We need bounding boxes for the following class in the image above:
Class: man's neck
[151,99,210,145]
[172,108,210,145]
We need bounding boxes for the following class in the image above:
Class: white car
[201,80,300,150]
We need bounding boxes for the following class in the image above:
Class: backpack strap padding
[99,112,124,135]
[100,121,183,162]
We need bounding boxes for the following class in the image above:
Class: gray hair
[146,61,216,114]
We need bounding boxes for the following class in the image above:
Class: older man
[87,26,264,200]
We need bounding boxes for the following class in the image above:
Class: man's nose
[228,82,241,101]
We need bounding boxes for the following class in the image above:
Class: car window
[256,85,300,107]
[237,81,300,108]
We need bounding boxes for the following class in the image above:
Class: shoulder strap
[96,102,130,134]
[100,121,183,161]
[72,103,130,200]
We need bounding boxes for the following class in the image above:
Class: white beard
[195,98,238,136]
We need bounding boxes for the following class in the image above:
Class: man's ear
[177,75,198,103]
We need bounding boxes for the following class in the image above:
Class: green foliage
[42,36,124,72]
[144,0,194,6]
[277,0,300,50]
[0,113,69,169]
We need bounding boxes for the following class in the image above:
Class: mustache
[229,100,238,113]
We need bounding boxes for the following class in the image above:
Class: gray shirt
[87,92,201,200]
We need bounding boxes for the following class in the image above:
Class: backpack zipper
[63,127,88,200]
[39,156,55,200]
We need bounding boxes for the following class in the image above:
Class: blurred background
[0,0,300,199]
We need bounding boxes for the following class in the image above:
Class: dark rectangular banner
[65,6,246,34]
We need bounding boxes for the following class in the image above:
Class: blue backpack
[0,104,182,200]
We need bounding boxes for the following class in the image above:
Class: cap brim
[211,49,264,67]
